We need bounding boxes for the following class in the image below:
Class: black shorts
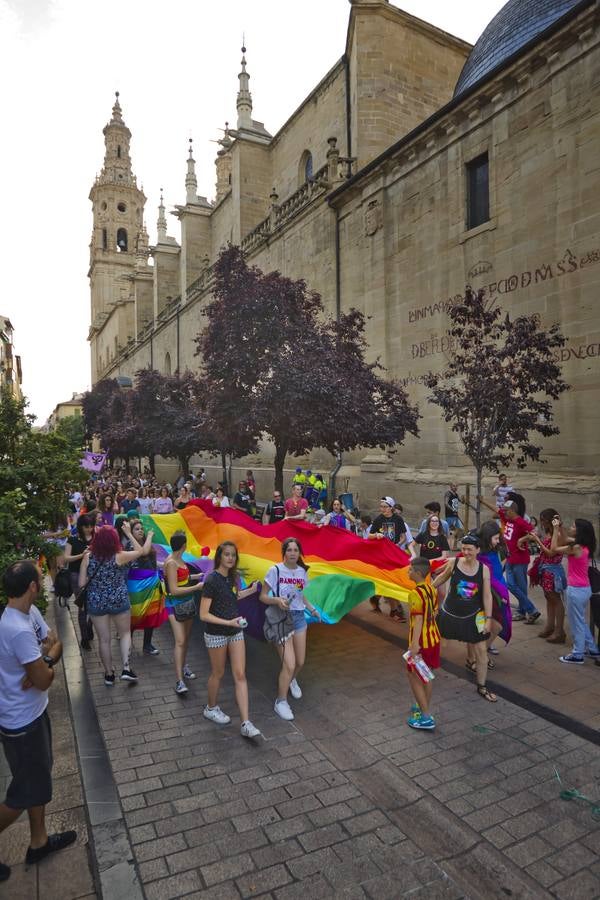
[0,710,53,809]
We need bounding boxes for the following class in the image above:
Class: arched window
[164,352,171,375]
[102,228,108,250]
[116,228,128,252]
[117,145,122,158]
[299,150,313,185]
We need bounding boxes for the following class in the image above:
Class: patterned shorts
[204,631,244,650]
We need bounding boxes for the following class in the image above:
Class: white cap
[382,496,395,508]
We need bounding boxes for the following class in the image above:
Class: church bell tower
[88,93,146,384]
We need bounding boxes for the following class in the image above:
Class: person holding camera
[200,541,261,738]
[0,561,76,883]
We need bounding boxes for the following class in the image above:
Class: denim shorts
[291,609,307,633]
[204,631,244,649]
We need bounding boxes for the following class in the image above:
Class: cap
[382,496,395,508]
[295,467,302,473]
[461,532,481,546]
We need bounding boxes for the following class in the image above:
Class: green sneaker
[410,703,421,719]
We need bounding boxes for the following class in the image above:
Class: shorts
[204,631,244,649]
[291,609,307,633]
[420,643,441,670]
[0,710,53,809]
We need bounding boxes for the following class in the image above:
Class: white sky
[0,0,505,422]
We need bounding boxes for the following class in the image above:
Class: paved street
[6,594,597,900]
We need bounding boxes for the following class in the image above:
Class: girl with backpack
[260,538,321,721]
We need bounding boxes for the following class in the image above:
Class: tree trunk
[476,467,483,528]
[274,444,287,495]
[227,454,233,497]
[149,454,155,476]
[220,449,228,493]
[179,455,190,477]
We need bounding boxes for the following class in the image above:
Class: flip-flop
[465,660,477,673]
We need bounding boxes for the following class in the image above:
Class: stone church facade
[88,0,600,521]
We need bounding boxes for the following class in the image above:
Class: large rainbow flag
[141,500,414,629]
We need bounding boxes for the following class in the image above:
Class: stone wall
[270,62,347,200]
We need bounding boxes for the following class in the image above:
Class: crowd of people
[0,466,598,884]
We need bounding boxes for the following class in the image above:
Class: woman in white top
[212,487,230,508]
[260,538,320,722]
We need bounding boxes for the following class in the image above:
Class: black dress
[437,560,487,643]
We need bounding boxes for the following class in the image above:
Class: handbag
[75,561,105,609]
[263,566,294,644]
[174,596,197,622]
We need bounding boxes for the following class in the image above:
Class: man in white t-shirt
[0,561,76,883]
[493,473,514,510]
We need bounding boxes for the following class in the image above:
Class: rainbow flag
[128,568,168,631]
[141,500,414,627]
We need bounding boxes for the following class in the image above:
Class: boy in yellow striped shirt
[406,557,441,730]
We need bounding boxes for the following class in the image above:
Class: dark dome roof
[454,0,582,98]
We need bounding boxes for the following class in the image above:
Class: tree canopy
[425,286,568,523]
[196,246,420,491]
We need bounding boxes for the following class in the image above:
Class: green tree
[0,388,84,606]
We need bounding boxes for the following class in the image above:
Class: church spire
[100,91,134,185]
[236,42,253,130]
[185,138,198,204]
[157,189,167,242]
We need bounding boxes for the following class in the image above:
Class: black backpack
[53,568,73,601]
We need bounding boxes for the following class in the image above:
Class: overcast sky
[0,0,505,421]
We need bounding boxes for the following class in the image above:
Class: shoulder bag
[263,565,295,644]
[75,560,105,609]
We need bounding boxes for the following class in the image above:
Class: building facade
[0,316,22,401]
[44,393,84,432]
[89,0,600,520]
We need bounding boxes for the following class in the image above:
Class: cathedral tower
[88,93,146,383]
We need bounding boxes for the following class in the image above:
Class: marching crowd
[0,466,598,883]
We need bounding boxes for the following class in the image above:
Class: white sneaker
[203,705,231,724]
[175,680,188,695]
[241,721,261,739]
[274,698,294,721]
[289,678,302,699]
[183,665,196,680]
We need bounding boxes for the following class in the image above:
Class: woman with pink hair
[79,523,153,685]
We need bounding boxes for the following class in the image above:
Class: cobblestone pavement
[350,586,600,733]
[0,601,97,900]
[64,605,600,899]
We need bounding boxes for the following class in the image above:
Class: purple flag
[80,451,107,473]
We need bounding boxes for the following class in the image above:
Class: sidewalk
[0,600,97,900]
[349,583,600,734]
[65,600,600,898]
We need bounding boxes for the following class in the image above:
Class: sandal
[465,660,477,673]
[476,684,497,703]
[487,657,495,670]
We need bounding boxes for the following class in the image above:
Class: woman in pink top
[550,517,598,665]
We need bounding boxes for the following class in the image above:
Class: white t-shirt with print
[264,564,308,611]
[0,606,49,729]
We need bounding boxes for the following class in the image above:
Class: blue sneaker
[584,649,600,658]
[408,714,435,730]
[559,654,584,665]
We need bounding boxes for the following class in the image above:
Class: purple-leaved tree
[425,287,569,525]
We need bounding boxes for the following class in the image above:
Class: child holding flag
[405,557,441,731]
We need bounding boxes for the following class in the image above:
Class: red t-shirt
[284,497,308,517]
[499,511,533,565]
